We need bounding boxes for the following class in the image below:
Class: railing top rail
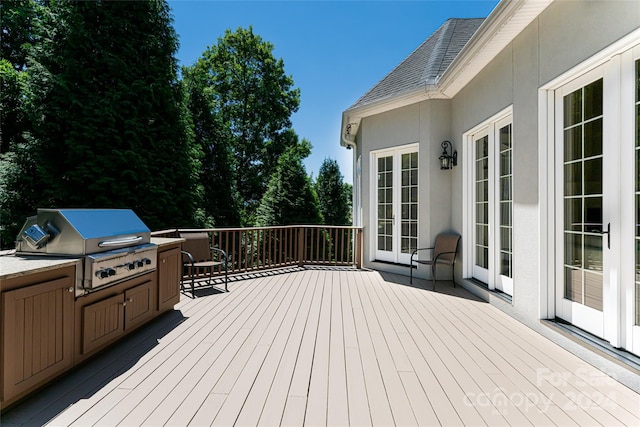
[176,225,363,233]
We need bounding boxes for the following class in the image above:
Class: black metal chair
[410,233,460,290]
[180,231,228,296]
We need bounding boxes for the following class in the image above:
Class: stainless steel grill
[16,209,157,295]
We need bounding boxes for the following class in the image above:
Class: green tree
[316,158,351,225]
[183,60,241,227]
[198,26,301,225]
[0,0,43,247]
[1,0,39,154]
[8,0,201,233]
[254,139,322,227]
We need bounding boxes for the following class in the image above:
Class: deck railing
[151,225,363,280]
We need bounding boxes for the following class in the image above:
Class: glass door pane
[563,79,604,311]
[377,156,393,253]
[475,135,489,271]
[400,152,418,254]
[499,124,513,279]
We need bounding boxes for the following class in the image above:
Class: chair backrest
[180,232,212,262]
[433,233,461,263]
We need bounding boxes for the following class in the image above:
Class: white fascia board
[340,84,443,147]
[438,0,553,98]
[339,0,554,147]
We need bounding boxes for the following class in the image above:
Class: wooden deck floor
[3,268,639,426]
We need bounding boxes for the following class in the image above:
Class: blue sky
[169,0,499,184]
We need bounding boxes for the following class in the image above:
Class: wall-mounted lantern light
[439,140,457,170]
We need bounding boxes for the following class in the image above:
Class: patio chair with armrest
[410,233,460,291]
[180,231,228,296]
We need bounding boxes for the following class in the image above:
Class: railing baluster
[169,225,363,281]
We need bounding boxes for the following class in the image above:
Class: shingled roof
[349,18,485,110]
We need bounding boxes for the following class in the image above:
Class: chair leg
[451,264,456,287]
[432,264,437,291]
[410,263,413,285]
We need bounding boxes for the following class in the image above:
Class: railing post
[356,228,363,269]
[297,226,305,267]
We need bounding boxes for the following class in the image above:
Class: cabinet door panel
[124,279,155,331]
[2,275,74,403]
[82,294,124,354]
[158,247,181,312]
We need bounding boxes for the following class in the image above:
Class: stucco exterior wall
[449,0,639,320]
[358,101,453,273]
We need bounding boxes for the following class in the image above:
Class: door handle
[601,223,610,249]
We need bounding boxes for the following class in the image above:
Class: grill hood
[16,208,151,256]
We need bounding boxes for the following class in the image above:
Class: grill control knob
[107,268,116,276]
[127,262,135,271]
[136,260,144,268]
[97,270,109,279]
[143,258,152,265]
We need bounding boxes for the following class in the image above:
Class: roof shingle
[349,18,485,110]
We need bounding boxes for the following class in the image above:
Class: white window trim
[462,106,513,291]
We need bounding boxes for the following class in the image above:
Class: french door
[373,145,418,264]
[555,70,606,337]
[470,114,513,296]
[554,44,639,356]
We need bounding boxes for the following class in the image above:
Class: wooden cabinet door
[81,294,124,355]
[124,279,155,331]
[158,247,181,312]
[2,275,74,403]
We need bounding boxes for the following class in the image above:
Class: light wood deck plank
[165,272,302,426]
[442,286,638,426]
[303,270,332,426]
[326,272,349,427]
[251,271,322,427]
[349,271,396,427]
[2,269,638,427]
[353,271,419,426]
[341,271,373,427]
[88,280,276,426]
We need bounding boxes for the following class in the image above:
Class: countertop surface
[1,237,183,282]
[0,254,81,282]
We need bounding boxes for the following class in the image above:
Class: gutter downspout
[341,130,359,228]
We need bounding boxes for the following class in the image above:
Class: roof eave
[340,83,441,147]
[437,0,553,97]
[340,0,554,147]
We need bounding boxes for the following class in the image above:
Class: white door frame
[539,30,640,354]
[370,143,419,265]
[463,107,514,296]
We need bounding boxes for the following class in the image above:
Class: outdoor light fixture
[439,140,457,170]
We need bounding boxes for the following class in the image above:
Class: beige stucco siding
[449,0,639,318]
[358,101,454,269]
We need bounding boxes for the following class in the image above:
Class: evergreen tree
[198,26,301,225]
[182,60,241,227]
[10,0,201,232]
[254,139,322,227]
[316,158,351,225]
[0,0,43,247]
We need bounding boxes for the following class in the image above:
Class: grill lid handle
[98,236,143,248]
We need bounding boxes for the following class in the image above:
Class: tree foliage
[182,59,241,227]
[1,0,202,245]
[254,139,322,227]
[198,26,301,225]
[316,158,351,225]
